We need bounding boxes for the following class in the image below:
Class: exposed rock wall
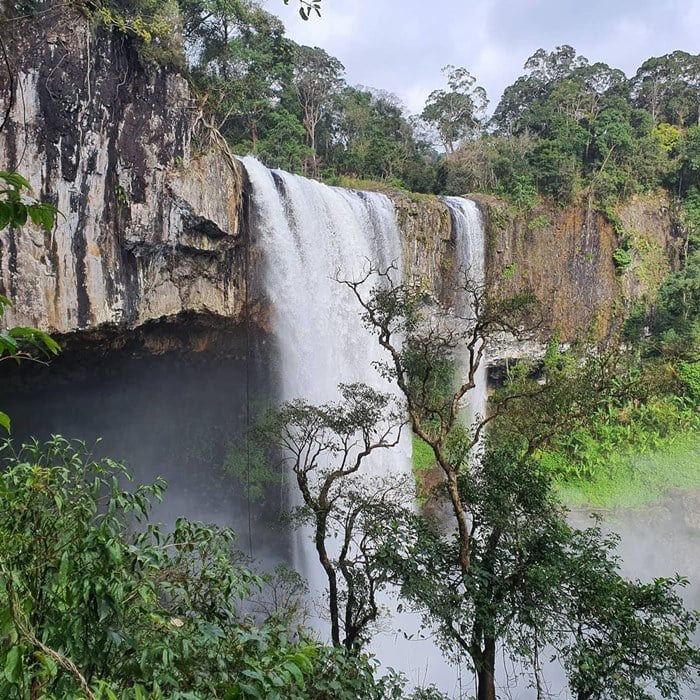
[382,189,677,349]
[0,5,246,334]
[474,193,677,344]
[0,5,679,350]
[389,191,457,303]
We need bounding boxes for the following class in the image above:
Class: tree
[630,52,700,127]
[338,266,698,700]
[491,45,588,135]
[375,440,578,700]
[291,44,345,176]
[252,383,407,651]
[325,86,422,183]
[343,266,536,576]
[181,0,292,150]
[556,526,700,700]
[421,65,487,154]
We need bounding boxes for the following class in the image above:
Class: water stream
[243,158,488,693]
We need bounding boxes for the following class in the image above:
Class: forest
[0,1,699,699]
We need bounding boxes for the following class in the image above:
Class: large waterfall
[243,157,487,693]
[242,156,405,408]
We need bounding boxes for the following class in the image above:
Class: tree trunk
[443,460,470,571]
[476,638,496,700]
[251,120,258,153]
[315,511,340,646]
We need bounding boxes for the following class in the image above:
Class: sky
[265,0,700,116]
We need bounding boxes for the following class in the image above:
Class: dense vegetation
[1,1,700,698]
[0,437,419,700]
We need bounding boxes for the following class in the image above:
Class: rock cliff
[475,192,677,345]
[0,5,680,351]
[0,4,245,336]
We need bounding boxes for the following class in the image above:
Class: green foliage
[0,171,58,231]
[501,263,516,280]
[0,298,60,437]
[537,393,700,481]
[84,0,184,66]
[411,432,435,473]
[421,65,488,154]
[282,0,321,21]
[0,436,404,699]
[527,213,550,230]
[555,526,700,700]
[556,435,700,509]
[678,359,700,398]
[0,295,60,368]
[527,344,700,507]
[248,383,406,651]
[650,250,700,358]
[612,245,633,270]
[0,176,61,434]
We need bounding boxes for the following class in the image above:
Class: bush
[0,437,402,699]
[678,360,700,399]
[612,246,633,270]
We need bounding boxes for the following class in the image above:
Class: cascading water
[243,157,490,695]
[443,196,488,442]
[242,156,404,408]
[241,156,411,585]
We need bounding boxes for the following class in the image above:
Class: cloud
[266,0,699,116]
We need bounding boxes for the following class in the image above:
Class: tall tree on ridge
[291,44,345,176]
[422,65,487,154]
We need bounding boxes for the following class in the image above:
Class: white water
[443,196,488,439]
[242,156,411,595]
[243,158,493,695]
[243,156,404,407]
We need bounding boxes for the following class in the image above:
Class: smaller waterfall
[443,196,488,436]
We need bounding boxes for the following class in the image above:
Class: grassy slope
[556,434,700,509]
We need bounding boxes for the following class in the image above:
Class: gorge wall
[0,4,246,341]
[0,4,680,351]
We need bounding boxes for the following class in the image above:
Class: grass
[412,433,435,474]
[556,434,700,509]
[328,175,404,193]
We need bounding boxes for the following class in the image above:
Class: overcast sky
[265,0,700,115]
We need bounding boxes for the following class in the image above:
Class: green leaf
[0,331,18,353]
[13,203,27,227]
[0,171,31,190]
[0,203,10,229]
[282,660,304,685]
[4,645,23,684]
[8,327,60,356]
[0,412,11,433]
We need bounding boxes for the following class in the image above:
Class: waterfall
[241,156,411,583]
[243,160,489,694]
[242,156,404,407]
[443,196,488,437]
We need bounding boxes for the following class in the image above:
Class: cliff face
[388,191,457,302]
[475,193,676,344]
[0,6,678,350]
[386,190,677,348]
[0,5,245,334]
